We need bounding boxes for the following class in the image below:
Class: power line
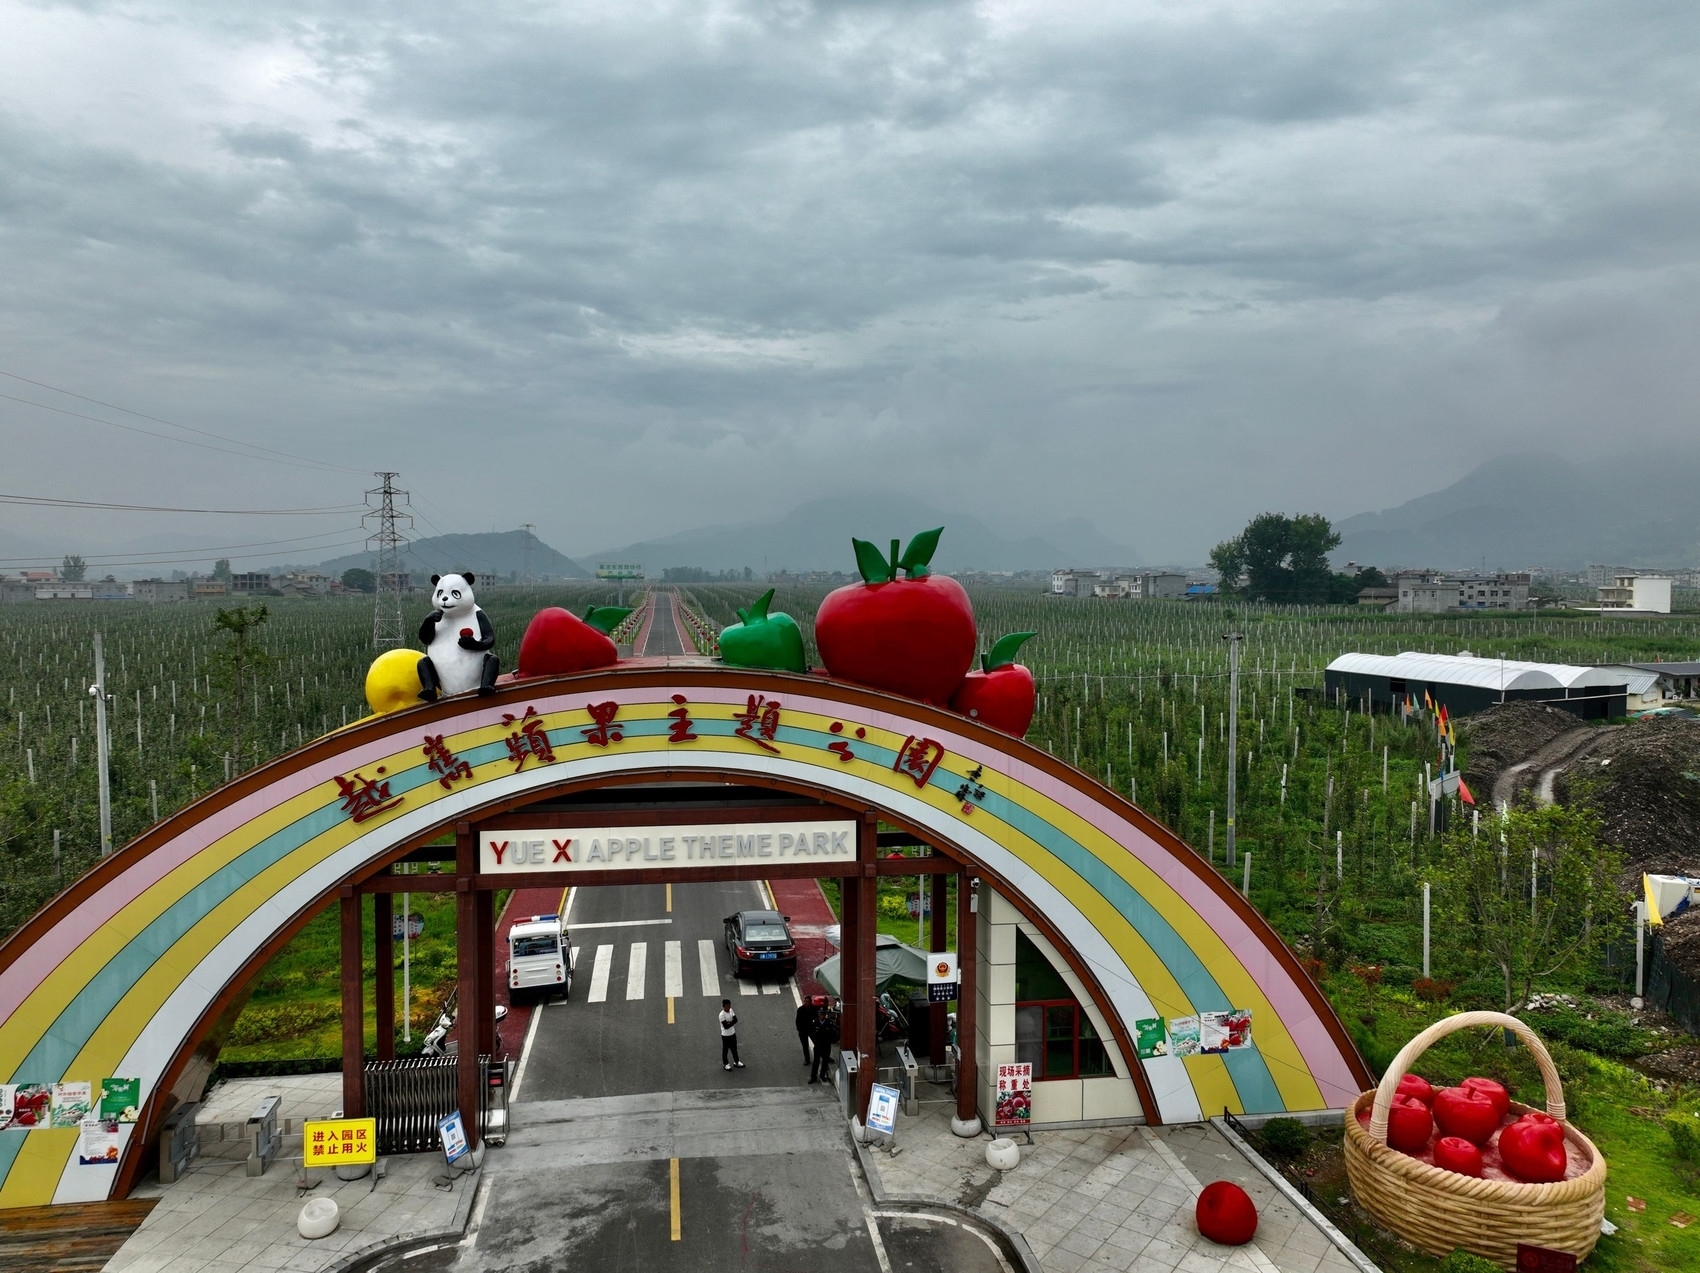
[0,527,366,569]
[0,492,363,515]
[0,369,368,474]
[0,538,368,572]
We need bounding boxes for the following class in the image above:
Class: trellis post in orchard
[1223,630,1242,868]
[92,632,113,856]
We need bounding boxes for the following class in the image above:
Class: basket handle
[1366,1010,1566,1144]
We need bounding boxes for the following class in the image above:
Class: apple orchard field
[2,583,1698,1271]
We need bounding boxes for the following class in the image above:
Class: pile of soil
[1460,701,1585,794]
[1552,715,1700,880]
[1658,907,1700,984]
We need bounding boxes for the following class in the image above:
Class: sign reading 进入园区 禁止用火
[303,1118,377,1168]
[480,820,857,874]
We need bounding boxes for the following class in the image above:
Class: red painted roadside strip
[769,876,838,999]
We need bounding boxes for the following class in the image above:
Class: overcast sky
[1,0,1696,569]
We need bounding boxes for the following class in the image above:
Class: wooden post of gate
[839,845,861,1082]
[339,885,365,1117]
[854,813,878,1121]
[373,888,395,1062]
[929,867,949,1061]
[455,823,480,1150]
[956,867,978,1125]
[475,888,495,1058]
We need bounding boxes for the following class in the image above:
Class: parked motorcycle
[421,994,506,1057]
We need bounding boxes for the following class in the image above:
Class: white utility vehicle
[508,913,572,1003]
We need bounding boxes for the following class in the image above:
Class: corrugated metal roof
[1625,662,1700,677]
[1327,651,1628,692]
[1599,665,1675,695]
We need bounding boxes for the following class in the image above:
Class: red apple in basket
[1498,1112,1567,1183]
[515,606,632,677]
[1431,1136,1484,1177]
[1433,1086,1500,1145]
[1458,1076,1510,1124]
[1395,1073,1435,1106]
[949,632,1038,735]
[1195,1181,1258,1245]
[815,529,977,705]
[1386,1093,1434,1152]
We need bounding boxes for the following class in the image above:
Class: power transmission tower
[522,523,536,584]
[364,472,412,648]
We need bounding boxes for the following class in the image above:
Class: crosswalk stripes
[738,975,759,996]
[588,944,613,1003]
[760,981,781,995]
[697,940,719,995]
[663,941,684,998]
[626,942,647,1000]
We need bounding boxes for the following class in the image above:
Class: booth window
[1013,931,1112,1079]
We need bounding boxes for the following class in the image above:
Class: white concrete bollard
[297,1197,339,1240]
[985,1138,1020,1170]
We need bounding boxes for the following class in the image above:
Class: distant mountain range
[317,530,589,581]
[580,493,1139,575]
[1333,453,1700,571]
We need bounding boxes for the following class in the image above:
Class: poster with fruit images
[993,1062,1032,1127]
[1,1084,51,1130]
[78,1119,121,1166]
[1134,1017,1168,1059]
[51,1081,93,1128]
[100,1078,141,1124]
[1167,1016,1201,1057]
[1200,1011,1231,1055]
[1225,1009,1252,1050]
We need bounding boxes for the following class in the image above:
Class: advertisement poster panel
[994,1062,1032,1127]
[866,1084,900,1137]
[100,1078,141,1123]
[51,1082,92,1128]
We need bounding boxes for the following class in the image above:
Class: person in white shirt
[719,999,744,1071]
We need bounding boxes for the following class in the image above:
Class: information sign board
[866,1084,900,1137]
[303,1117,377,1168]
[438,1110,469,1166]
[926,952,958,1004]
[994,1062,1032,1127]
[481,820,856,875]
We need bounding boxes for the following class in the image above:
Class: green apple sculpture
[717,588,807,673]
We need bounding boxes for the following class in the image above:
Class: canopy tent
[813,932,931,997]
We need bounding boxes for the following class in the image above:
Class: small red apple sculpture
[1431,1135,1484,1177]
[1395,1073,1435,1106]
[1385,1093,1435,1153]
[1458,1076,1510,1124]
[1498,1112,1567,1183]
[1432,1086,1500,1146]
[949,631,1038,735]
[515,606,632,678]
[1195,1180,1258,1245]
[815,529,977,706]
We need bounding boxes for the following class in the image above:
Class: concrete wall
[975,884,1143,1128]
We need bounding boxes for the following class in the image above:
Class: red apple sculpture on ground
[815,529,977,706]
[1432,1135,1485,1177]
[515,606,632,678]
[1498,1112,1568,1183]
[1385,1093,1435,1152]
[1432,1085,1500,1145]
[1195,1181,1258,1245]
[949,632,1038,735]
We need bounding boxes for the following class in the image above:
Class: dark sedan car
[724,909,797,978]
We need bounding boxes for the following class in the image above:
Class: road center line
[669,1156,681,1241]
[665,882,672,913]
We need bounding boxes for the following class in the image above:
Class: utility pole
[521,523,536,584]
[1224,630,1244,868]
[92,633,113,856]
[364,472,412,648]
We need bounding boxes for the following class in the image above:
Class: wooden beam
[455,824,480,1150]
[339,886,364,1118]
[929,870,949,1061]
[373,891,394,1063]
[475,889,495,1058]
[854,814,878,1121]
[873,856,958,875]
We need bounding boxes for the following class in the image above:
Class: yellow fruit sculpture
[365,648,425,716]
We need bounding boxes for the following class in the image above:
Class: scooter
[875,992,908,1044]
[422,998,507,1057]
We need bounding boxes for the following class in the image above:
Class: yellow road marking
[667,996,675,1025]
[558,886,571,919]
[670,1157,682,1240]
[665,882,672,913]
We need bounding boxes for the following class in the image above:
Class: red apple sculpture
[1385,1093,1435,1153]
[1195,1181,1258,1245]
[1432,1086,1500,1146]
[1458,1076,1510,1124]
[1498,1112,1568,1183]
[815,529,977,706]
[949,632,1038,735]
[515,606,632,678]
[1431,1135,1484,1177]
[1395,1074,1435,1106]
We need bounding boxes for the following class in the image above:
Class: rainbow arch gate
[0,664,1370,1207]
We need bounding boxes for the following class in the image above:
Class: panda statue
[417,573,499,700]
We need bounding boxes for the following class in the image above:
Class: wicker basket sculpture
[1342,1011,1606,1269]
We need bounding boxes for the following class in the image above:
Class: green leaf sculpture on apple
[718,588,807,673]
[815,528,978,706]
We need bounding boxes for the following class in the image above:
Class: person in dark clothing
[796,996,821,1065]
[719,999,744,1070]
[809,1003,840,1084]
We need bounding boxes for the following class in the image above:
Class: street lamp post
[1224,630,1244,869]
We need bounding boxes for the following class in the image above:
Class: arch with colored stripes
[0,666,1369,1206]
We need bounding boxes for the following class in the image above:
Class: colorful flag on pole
[1459,776,1476,806]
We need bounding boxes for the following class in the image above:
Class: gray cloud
[0,0,1696,565]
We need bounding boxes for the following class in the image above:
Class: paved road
[643,591,687,657]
